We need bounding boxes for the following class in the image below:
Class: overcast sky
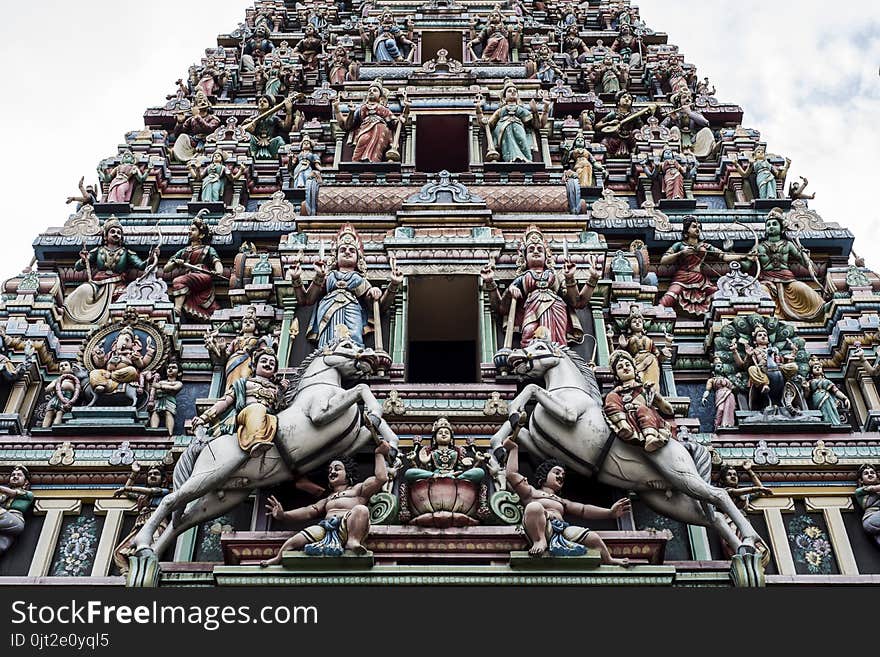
[0,0,876,274]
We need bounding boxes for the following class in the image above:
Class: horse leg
[309,384,399,449]
[530,387,582,425]
[489,386,540,455]
[641,490,746,555]
[154,489,253,559]
[134,448,249,553]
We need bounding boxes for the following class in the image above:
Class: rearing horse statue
[132,335,400,561]
[489,338,763,561]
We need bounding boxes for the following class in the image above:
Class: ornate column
[687,526,712,561]
[28,499,81,577]
[92,499,138,577]
[591,302,610,367]
[390,281,409,365]
[751,496,796,576]
[806,496,859,576]
[278,297,299,368]
[479,281,497,364]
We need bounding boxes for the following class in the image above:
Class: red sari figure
[163,215,224,321]
[482,225,599,347]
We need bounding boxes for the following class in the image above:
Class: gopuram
[0,0,878,588]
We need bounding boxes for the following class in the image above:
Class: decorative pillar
[687,526,712,561]
[479,282,497,364]
[591,303,610,367]
[806,497,859,576]
[28,499,81,577]
[174,529,197,563]
[539,127,552,167]
[92,499,137,577]
[730,176,747,204]
[278,297,298,368]
[390,281,409,365]
[751,496,796,576]
[661,362,677,397]
[469,117,483,168]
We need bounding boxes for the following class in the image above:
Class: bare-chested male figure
[261,441,390,565]
[504,434,631,565]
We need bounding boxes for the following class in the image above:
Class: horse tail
[682,439,712,485]
[173,431,210,491]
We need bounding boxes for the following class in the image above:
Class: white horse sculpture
[133,336,400,559]
[489,338,763,558]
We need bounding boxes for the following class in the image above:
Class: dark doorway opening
[420,31,463,63]
[407,276,479,383]
[416,114,469,173]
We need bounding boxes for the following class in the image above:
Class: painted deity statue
[371,22,411,63]
[661,90,714,159]
[751,209,826,321]
[98,150,146,204]
[189,150,242,204]
[205,306,262,394]
[532,43,562,83]
[404,418,486,484]
[333,80,409,163]
[731,322,800,413]
[804,356,850,425]
[242,26,274,72]
[733,146,791,200]
[595,92,655,158]
[243,94,296,160]
[163,215,224,321]
[261,442,392,564]
[659,216,753,315]
[64,217,156,326]
[717,463,772,565]
[589,54,629,95]
[504,433,630,564]
[42,361,78,427]
[616,305,671,389]
[611,23,642,67]
[657,148,689,200]
[147,362,183,435]
[88,325,156,399]
[479,80,550,163]
[292,24,323,72]
[469,8,512,62]
[0,466,34,557]
[561,25,589,68]
[192,348,284,457]
[327,46,357,85]
[288,136,322,216]
[482,225,599,347]
[113,463,170,575]
[171,91,222,163]
[604,350,677,453]
[193,56,226,99]
[702,356,737,429]
[855,464,880,548]
[289,224,403,348]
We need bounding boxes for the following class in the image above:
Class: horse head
[505,335,566,379]
[321,334,383,380]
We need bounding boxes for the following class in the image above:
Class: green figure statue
[405,418,485,483]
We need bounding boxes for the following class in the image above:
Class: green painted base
[127,553,161,588]
[280,551,375,570]
[508,550,601,570]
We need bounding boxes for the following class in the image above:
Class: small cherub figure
[503,431,631,565]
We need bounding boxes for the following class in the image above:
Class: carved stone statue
[595,92,655,158]
[191,347,283,457]
[88,325,156,403]
[661,90,714,159]
[147,361,183,434]
[477,80,550,163]
[163,215,224,321]
[0,466,34,557]
[292,24,324,72]
[731,321,801,414]
[63,217,156,326]
[333,80,410,163]
[42,361,79,427]
[482,225,598,347]
[855,464,880,548]
[243,94,295,160]
[531,43,562,83]
[804,356,850,425]
[733,146,790,200]
[604,349,677,453]
[289,224,402,348]
[468,8,512,62]
[659,216,753,315]
[561,25,589,68]
[751,209,827,321]
[260,441,391,564]
[189,150,242,204]
[503,434,630,564]
[113,462,170,574]
[170,92,222,163]
[702,356,737,429]
[97,151,146,204]
[288,136,322,216]
[589,54,629,95]
[616,305,671,389]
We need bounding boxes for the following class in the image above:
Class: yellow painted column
[751,496,796,576]
[806,496,859,576]
[27,499,81,577]
[92,499,137,577]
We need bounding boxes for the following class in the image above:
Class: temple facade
[0,0,877,587]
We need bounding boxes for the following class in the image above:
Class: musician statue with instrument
[164,214,224,321]
[595,91,656,158]
[243,94,296,160]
